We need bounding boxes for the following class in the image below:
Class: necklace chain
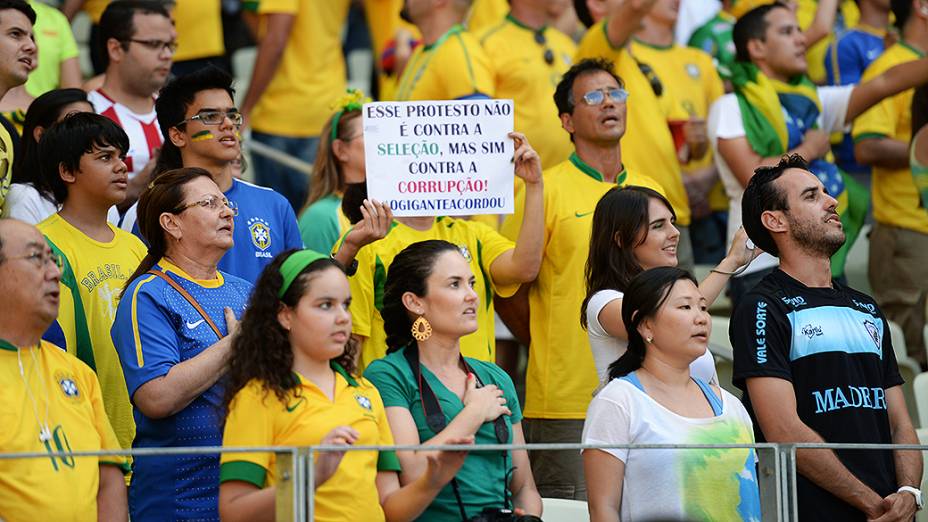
[17,344,52,443]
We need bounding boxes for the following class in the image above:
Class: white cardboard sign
[362,99,515,217]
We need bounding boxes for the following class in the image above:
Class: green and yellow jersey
[39,214,147,449]
[220,364,400,522]
[479,14,575,168]
[500,154,665,419]
[853,42,928,234]
[395,24,496,101]
[0,340,128,520]
[575,20,691,226]
[344,216,518,370]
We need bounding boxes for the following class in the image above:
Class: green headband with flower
[330,88,371,142]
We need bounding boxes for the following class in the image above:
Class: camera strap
[402,344,511,521]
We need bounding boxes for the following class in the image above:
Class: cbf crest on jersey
[54,370,80,400]
[355,393,372,411]
[458,245,472,261]
[247,217,272,254]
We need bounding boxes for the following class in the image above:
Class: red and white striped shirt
[88,89,163,179]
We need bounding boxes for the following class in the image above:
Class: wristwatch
[898,486,924,510]
[331,253,358,277]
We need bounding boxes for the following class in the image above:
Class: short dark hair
[0,0,36,25]
[154,67,236,175]
[741,154,809,256]
[553,57,624,116]
[98,0,171,68]
[892,0,916,30]
[733,2,789,63]
[39,112,130,205]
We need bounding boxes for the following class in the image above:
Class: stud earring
[646,336,653,343]
[411,316,432,341]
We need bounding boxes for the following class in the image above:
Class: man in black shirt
[731,154,923,520]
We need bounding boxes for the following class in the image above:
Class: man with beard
[90,1,174,211]
[731,154,923,521]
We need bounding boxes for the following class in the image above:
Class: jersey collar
[505,12,547,33]
[569,152,627,184]
[159,258,225,288]
[0,338,18,352]
[424,24,464,51]
[294,361,360,389]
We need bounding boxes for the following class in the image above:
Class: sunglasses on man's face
[581,88,630,106]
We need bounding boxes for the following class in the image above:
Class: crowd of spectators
[1,0,928,520]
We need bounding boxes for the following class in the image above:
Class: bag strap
[146,270,223,340]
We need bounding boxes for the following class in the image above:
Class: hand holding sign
[510,131,542,186]
[363,99,515,217]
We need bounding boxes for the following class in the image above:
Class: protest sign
[362,99,515,217]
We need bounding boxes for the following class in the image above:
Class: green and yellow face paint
[191,130,215,142]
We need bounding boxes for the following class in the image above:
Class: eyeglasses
[581,88,629,106]
[533,31,555,66]
[2,250,62,269]
[124,38,178,54]
[177,110,244,127]
[176,195,239,216]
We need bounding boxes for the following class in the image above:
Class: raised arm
[746,376,886,518]
[488,133,544,286]
[604,0,659,49]
[846,57,928,124]
[239,13,296,126]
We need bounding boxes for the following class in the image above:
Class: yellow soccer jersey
[394,24,496,101]
[172,0,224,61]
[346,217,518,370]
[575,20,691,226]
[628,40,727,209]
[39,214,147,449]
[251,0,350,137]
[220,366,400,522]
[479,14,575,168]
[0,340,128,521]
[466,0,509,33]
[83,0,110,23]
[500,154,665,419]
[853,42,928,234]
[0,120,11,214]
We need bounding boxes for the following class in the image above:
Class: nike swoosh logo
[286,397,306,413]
[185,319,205,330]
[575,211,593,218]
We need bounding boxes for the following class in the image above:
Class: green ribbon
[278,250,329,298]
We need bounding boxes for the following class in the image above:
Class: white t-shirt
[582,374,762,522]
[2,183,119,225]
[586,289,718,385]
[675,0,721,45]
[707,85,854,276]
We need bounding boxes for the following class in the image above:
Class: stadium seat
[709,315,741,398]
[915,373,928,430]
[890,320,922,428]
[541,498,590,522]
[844,224,871,296]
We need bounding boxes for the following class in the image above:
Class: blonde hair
[302,109,362,212]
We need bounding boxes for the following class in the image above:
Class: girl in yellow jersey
[218,249,469,522]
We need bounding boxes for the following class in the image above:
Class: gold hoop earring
[411,316,432,342]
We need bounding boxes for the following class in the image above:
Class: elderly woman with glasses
[111,167,252,522]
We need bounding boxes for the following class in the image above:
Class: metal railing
[2,441,926,521]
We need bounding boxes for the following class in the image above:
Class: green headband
[330,88,371,142]
[278,249,329,298]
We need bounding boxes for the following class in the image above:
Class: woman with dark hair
[582,267,761,522]
[298,90,370,252]
[111,167,252,521]
[581,185,757,384]
[365,240,543,521]
[218,249,469,522]
[3,88,118,223]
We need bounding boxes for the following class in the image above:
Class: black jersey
[731,269,903,520]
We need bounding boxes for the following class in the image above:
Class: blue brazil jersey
[731,269,902,521]
[127,178,303,283]
[111,260,252,522]
[826,28,885,176]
